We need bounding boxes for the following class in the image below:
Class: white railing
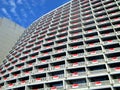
[68,62,85,67]
[51,65,65,70]
[88,69,107,75]
[87,50,102,55]
[103,40,118,44]
[87,59,104,65]
[67,72,86,77]
[105,47,120,52]
[90,80,110,87]
[86,43,100,47]
[49,74,64,80]
[46,86,63,90]
[67,83,87,89]
[69,53,84,58]
[69,45,84,50]
[53,56,66,61]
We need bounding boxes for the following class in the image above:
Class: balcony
[67,71,86,78]
[51,65,65,71]
[33,68,48,74]
[88,69,108,76]
[46,86,64,90]
[87,59,105,66]
[89,80,110,89]
[49,74,64,80]
[67,83,87,89]
[109,67,120,74]
[68,61,85,68]
[29,77,46,84]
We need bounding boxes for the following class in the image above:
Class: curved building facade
[0,0,120,90]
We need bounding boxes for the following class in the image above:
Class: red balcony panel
[13,74,18,77]
[51,86,57,90]
[4,77,7,80]
[36,77,41,81]
[72,53,79,57]
[73,46,78,49]
[111,57,117,61]
[25,71,30,74]
[39,68,44,72]
[90,51,96,54]
[31,56,36,59]
[114,67,120,71]
[56,56,62,60]
[73,62,78,66]
[72,84,79,88]
[95,81,102,85]
[21,59,25,62]
[46,46,50,49]
[57,49,62,52]
[43,52,48,55]
[28,63,33,66]
[88,30,92,32]
[18,66,22,69]
[89,43,94,46]
[8,83,13,87]
[53,75,59,79]
[72,72,78,76]
[107,40,113,43]
[92,60,98,63]
[109,48,114,51]
[41,60,47,63]
[54,65,60,69]
[21,80,26,84]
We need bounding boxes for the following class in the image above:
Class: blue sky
[0,0,70,28]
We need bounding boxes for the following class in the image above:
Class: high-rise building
[0,0,120,90]
[0,18,25,64]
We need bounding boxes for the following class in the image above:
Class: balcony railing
[105,47,120,53]
[51,65,65,70]
[88,69,107,75]
[107,56,120,62]
[68,53,84,58]
[52,56,66,62]
[29,77,46,84]
[110,67,120,73]
[49,74,64,80]
[87,59,105,65]
[67,83,87,89]
[33,68,48,74]
[90,80,110,87]
[113,79,120,85]
[46,86,64,90]
[68,62,85,67]
[67,72,86,77]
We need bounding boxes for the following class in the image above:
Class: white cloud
[1,8,11,19]
[20,9,27,18]
[23,0,36,16]
[9,0,16,8]
[9,0,16,14]
[9,0,22,23]
[17,0,22,4]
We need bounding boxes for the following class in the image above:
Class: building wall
[0,0,120,90]
[0,18,24,64]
